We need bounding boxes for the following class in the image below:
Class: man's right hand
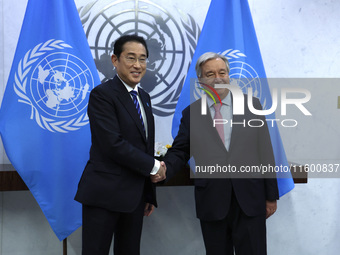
[150,161,166,183]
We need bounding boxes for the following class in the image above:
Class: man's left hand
[266,200,277,219]
[144,203,155,216]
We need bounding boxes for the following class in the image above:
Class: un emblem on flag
[13,39,95,133]
[193,49,263,103]
[221,49,262,97]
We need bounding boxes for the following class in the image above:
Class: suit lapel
[138,87,153,137]
[113,77,147,141]
[228,113,243,151]
[193,101,228,153]
[228,94,246,152]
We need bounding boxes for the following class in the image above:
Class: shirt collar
[117,74,139,94]
[207,91,231,108]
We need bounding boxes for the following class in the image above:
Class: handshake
[150,161,166,183]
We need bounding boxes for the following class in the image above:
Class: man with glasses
[75,34,166,255]
[162,52,278,255]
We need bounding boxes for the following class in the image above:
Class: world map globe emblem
[30,52,94,118]
[229,61,262,99]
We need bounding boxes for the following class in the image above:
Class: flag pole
[63,238,67,255]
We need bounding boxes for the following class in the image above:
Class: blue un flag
[172,0,295,196]
[0,0,100,240]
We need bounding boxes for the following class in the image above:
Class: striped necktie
[130,90,145,132]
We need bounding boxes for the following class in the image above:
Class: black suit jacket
[164,95,279,220]
[75,76,157,213]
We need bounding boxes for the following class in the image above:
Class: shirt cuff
[150,159,160,175]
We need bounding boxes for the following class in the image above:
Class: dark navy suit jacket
[75,75,157,212]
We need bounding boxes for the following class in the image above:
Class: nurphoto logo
[199,82,312,128]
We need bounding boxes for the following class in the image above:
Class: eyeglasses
[123,56,148,65]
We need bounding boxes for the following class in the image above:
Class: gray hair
[195,52,230,78]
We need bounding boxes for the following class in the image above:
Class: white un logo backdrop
[14,39,94,133]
